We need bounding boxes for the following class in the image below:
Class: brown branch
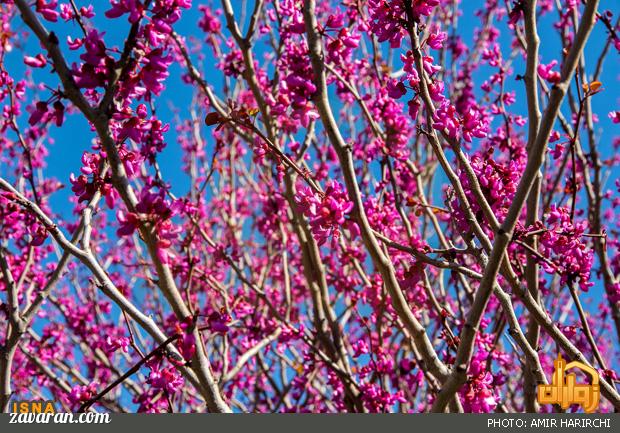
[13,0,231,412]
[303,0,450,393]
[521,0,544,413]
[431,0,601,412]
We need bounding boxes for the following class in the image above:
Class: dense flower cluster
[537,205,595,292]
[295,181,356,245]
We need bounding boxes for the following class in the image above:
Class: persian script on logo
[537,354,600,413]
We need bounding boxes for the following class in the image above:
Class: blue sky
[4,0,618,353]
[3,2,617,220]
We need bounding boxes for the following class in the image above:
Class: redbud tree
[0,0,619,413]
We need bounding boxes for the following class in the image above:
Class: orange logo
[537,354,600,413]
[10,400,57,414]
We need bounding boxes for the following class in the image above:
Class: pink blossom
[68,383,98,407]
[432,100,459,138]
[295,181,355,246]
[36,0,59,22]
[538,60,561,83]
[427,29,447,49]
[147,366,184,394]
[23,54,47,68]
